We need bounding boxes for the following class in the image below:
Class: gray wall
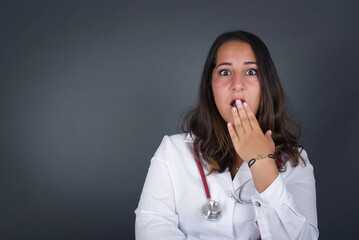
[1,0,358,239]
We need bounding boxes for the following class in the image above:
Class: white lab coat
[135,133,319,240]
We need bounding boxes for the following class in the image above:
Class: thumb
[265,130,273,141]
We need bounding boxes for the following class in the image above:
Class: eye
[219,69,231,76]
[245,69,258,76]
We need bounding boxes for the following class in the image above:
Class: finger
[227,122,239,143]
[243,102,261,132]
[232,106,245,135]
[236,100,251,132]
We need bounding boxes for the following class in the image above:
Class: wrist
[248,154,276,168]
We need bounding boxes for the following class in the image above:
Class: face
[211,40,261,124]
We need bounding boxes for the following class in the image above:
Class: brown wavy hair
[181,30,305,174]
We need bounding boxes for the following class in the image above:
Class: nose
[231,73,246,91]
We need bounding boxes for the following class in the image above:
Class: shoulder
[280,148,316,182]
[150,133,197,178]
[281,148,311,167]
[163,133,192,145]
[153,133,193,159]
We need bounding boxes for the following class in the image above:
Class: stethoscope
[193,143,253,221]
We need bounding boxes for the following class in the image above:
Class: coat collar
[184,133,195,143]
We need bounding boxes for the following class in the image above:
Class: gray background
[1,0,358,239]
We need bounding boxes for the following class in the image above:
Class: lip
[230,97,246,107]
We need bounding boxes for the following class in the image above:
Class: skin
[211,41,279,193]
[212,41,261,124]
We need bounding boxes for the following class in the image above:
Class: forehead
[216,41,256,62]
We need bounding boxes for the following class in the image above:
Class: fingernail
[243,102,248,107]
[232,107,237,112]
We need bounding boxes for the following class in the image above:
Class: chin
[223,115,233,125]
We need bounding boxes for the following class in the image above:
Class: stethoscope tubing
[193,143,211,199]
[194,143,222,221]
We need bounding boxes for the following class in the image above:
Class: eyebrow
[244,61,258,65]
[215,61,258,69]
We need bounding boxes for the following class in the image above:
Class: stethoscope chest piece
[201,199,221,221]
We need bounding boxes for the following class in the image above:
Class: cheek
[212,78,232,121]
[251,84,261,114]
[211,78,227,100]
[253,85,261,102]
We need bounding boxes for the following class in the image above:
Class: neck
[236,154,244,168]
[230,154,244,179]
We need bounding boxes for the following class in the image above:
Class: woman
[135,30,319,239]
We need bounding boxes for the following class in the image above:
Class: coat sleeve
[250,149,319,240]
[135,136,200,240]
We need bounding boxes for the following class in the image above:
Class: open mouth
[230,99,245,107]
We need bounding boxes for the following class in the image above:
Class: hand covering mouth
[230,98,246,107]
